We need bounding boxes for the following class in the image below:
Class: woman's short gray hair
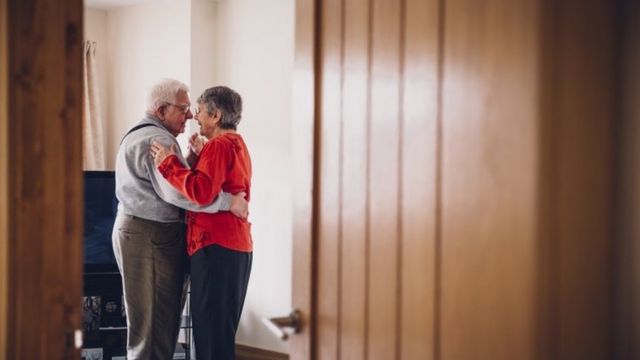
[146,78,189,114]
[197,86,243,130]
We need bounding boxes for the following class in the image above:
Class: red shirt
[158,132,252,255]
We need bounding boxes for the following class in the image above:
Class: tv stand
[82,271,126,359]
[82,270,193,359]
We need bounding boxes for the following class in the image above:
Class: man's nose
[186,110,193,119]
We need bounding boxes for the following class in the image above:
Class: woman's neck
[207,127,236,140]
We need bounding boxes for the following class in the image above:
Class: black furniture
[82,171,126,360]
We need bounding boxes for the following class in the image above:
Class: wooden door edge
[291,0,318,358]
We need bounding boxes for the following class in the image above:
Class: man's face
[162,90,193,137]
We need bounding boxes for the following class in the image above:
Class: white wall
[84,7,110,168]
[213,0,295,353]
[85,0,295,353]
[188,0,217,138]
[107,0,192,165]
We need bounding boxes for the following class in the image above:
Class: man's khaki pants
[112,214,187,360]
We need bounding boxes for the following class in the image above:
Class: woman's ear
[213,110,222,124]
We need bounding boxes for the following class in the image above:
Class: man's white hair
[146,78,189,114]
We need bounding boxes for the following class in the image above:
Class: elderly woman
[150,86,252,360]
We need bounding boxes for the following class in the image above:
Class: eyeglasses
[167,102,192,114]
[193,106,214,117]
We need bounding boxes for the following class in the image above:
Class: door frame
[1,0,84,358]
[0,0,8,354]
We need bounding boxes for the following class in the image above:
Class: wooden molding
[236,344,289,360]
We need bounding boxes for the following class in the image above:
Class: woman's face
[194,103,218,139]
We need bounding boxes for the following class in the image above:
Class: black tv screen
[84,171,119,273]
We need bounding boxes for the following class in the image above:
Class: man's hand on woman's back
[230,192,249,219]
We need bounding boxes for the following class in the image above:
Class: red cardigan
[158,132,252,255]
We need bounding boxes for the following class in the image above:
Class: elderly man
[112,78,247,359]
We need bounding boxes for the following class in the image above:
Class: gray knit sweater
[114,116,230,222]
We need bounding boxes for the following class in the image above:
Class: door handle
[261,310,302,340]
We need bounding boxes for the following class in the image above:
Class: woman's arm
[150,139,231,206]
[186,133,205,167]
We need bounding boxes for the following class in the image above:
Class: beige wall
[188,0,217,138]
[87,0,220,166]
[107,0,192,162]
[213,0,294,353]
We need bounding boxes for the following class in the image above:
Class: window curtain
[83,40,106,170]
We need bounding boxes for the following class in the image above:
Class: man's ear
[157,105,167,119]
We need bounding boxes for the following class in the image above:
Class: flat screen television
[84,171,119,274]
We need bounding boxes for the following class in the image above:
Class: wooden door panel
[300,0,615,359]
[615,1,640,358]
[400,0,440,358]
[548,1,614,357]
[316,0,343,358]
[340,0,369,358]
[440,1,540,358]
[317,0,342,359]
[367,0,402,359]
[291,0,316,358]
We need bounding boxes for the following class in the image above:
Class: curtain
[83,40,106,170]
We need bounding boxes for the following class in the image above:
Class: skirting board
[236,344,289,360]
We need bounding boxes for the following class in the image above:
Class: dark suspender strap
[119,123,158,145]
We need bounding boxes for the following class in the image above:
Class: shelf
[83,271,193,359]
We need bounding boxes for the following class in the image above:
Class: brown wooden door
[1,0,84,358]
[291,0,616,359]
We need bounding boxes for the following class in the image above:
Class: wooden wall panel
[550,1,614,358]
[0,0,7,356]
[316,0,343,358]
[399,0,439,358]
[367,0,401,359]
[339,0,369,358]
[7,0,84,358]
[440,1,540,358]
